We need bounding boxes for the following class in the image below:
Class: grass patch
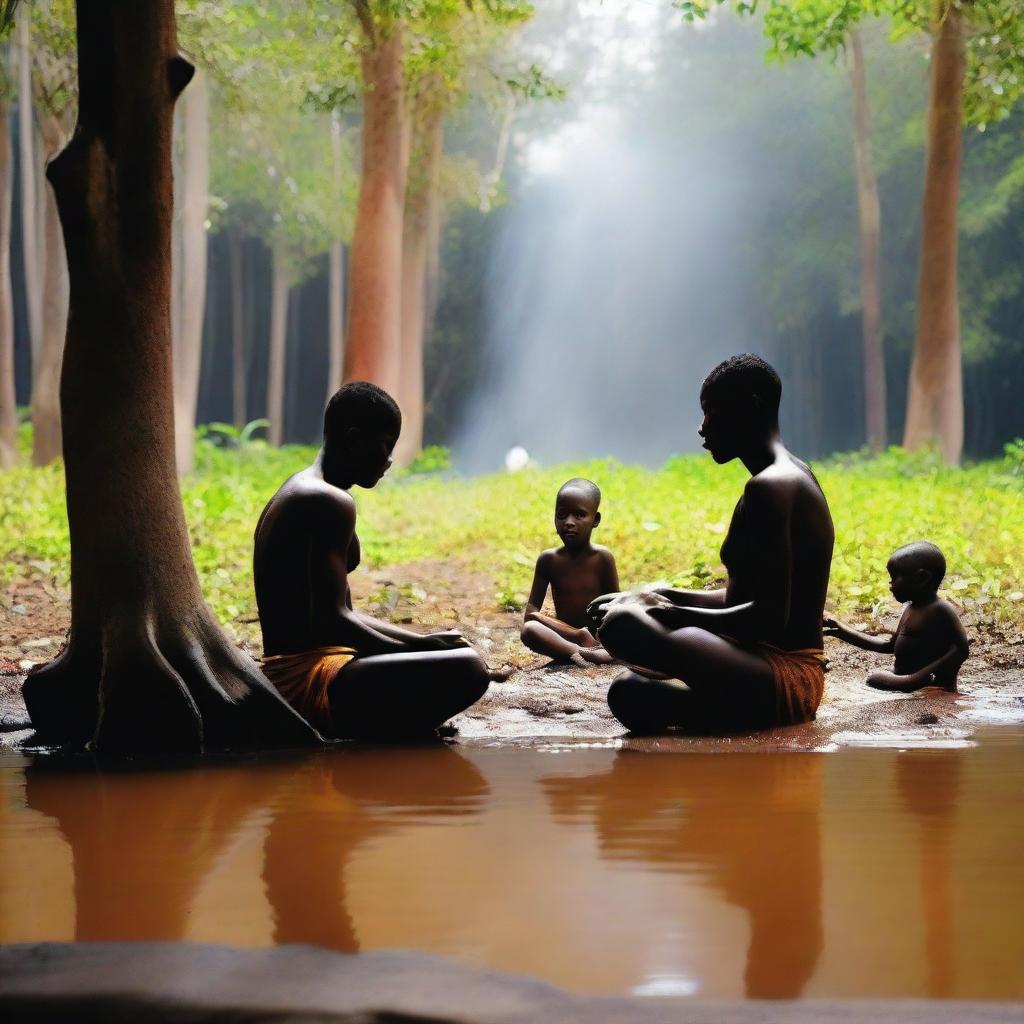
[2,438,1022,638]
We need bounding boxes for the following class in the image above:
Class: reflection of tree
[25,759,274,940]
[261,746,489,952]
[896,750,963,999]
[542,751,824,998]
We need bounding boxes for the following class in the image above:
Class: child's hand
[646,605,693,630]
[586,593,620,628]
[822,616,843,637]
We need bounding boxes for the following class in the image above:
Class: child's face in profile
[887,556,933,603]
[555,487,600,549]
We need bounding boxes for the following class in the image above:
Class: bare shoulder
[593,544,618,565]
[927,598,968,634]
[535,548,558,571]
[261,472,355,534]
[743,465,799,511]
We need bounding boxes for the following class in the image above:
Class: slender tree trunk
[29,112,68,466]
[267,244,290,447]
[394,89,443,466]
[848,29,886,453]
[229,231,246,427]
[903,7,965,464]
[343,25,407,395]
[23,0,318,753]
[17,15,42,370]
[172,66,209,475]
[326,112,344,405]
[0,95,15,468]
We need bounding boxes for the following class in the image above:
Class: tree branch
[350,0,376,46]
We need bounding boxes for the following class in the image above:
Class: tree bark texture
[23,0,320,753]
[394,88,444,467]
[848,29,886,453]
[267,244,289,447]
[0,95,15,468]
[229,231,246,427]
[903,7,965,464]
[342,26,407,396]
[17,15,42,370]
[172,66,209,475]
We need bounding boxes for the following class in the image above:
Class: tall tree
[13,0,319,752]
[171,64,209,475]
[685,0,1024,463]
[326,110,345,406]
[343,3,407,394]
[848,27,886,452]
[15,11,40,371]
[0,58,14,468]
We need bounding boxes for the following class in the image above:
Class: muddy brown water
[1,730,1022,1001]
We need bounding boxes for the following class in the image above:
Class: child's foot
[866,671,930,693]
[578,645,616,665]
[487,665,513,682]
[568,651,590,668]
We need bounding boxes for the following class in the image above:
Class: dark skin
[824,552,969,693]
[522,484,620,666]
[589,388,834,733]
[254,421,488,739]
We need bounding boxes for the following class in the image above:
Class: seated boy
[522,478,620,666]
[824,541,969,693]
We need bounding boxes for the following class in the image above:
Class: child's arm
[823,616,895,653]
[866,644,967,692]
[524,554,551,625]
[653,586,728,608]
[603,551,620,595]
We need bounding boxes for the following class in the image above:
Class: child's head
[554,478,601,550]
[887,541,946,602]
[322,381,401,488]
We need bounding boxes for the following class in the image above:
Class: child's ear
[593,511,602,528]
[915,568,932,588]
[344,426,363,449]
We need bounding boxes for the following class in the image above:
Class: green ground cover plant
[2,432,1022,639]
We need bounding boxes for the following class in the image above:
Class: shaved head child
[824,541,969,692]
[521,478,620,666]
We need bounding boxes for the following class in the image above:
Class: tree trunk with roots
[848,29,886,453]
[17,14,42,371]
[229,231,246,427]
[29,113,68,467]
[267,243,290,447]
[903,7,965,464]
[394,86,444,467]
[23,0,320,753]
[342,24,406,395]
[0,94,16,469]
[172,66,209,476]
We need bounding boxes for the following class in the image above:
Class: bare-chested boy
[824,541,969,692]
[521,478,620,667]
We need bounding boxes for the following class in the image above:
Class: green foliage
[403,444,453,474]
[2,441,1022,638]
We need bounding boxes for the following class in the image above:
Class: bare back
[254,468,357,657]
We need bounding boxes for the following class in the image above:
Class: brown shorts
[261,646,357,735]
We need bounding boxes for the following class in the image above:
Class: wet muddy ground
[2,560,1022,750]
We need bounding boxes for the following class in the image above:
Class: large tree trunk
[23,0,319,753]
[229,231,246,427]
[0,95,16,469]
[394,88,443,467]
[848,29,886,453]
[29,113,68,466]
[342,25,406,395]
[17,15,42,371]
[326,113,344,406]
[903,8,965,464]
[267,244,289,447]
[172,66,209,476]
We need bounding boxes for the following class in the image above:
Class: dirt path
[3,559,1022,751]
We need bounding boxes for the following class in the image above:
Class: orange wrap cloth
[261,646,356,734]
[757,644,825,725]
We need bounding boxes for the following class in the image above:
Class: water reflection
[23,746,489,948]
[542,751,824,998]
[25,760,272,940]
[896,750,962,999]
[262,747,489,951]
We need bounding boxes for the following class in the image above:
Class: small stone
[23,638,55,649]
[12,605,27,615]
[18,660,35,671]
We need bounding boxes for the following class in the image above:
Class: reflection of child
[521,478,620,666]
[824,541,969,692]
